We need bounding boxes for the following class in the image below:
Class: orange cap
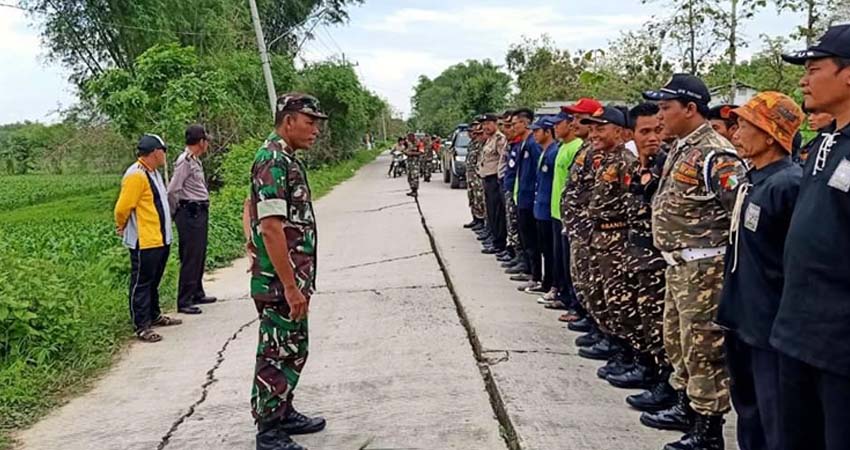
[730,91,804,153]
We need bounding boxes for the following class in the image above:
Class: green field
[0,145,383,448]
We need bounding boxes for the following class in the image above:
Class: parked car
[442,129,471,189]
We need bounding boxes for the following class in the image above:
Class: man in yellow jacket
[114,134,182,342]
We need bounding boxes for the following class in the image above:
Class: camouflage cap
[730,91,804,153]
[276,93,328,119]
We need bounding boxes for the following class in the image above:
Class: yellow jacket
[114,159,173,249]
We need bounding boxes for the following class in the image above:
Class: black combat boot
[256,421,305,450]
[626,378,677,412]
[663,414,725,450]
[463,219,482,229]
[640,390,695,432]
[607,353,658,389]
[280,407,326,435]
[597,347,634,379]
[567,317,593,333]
[578,335,621,360]
[575,329,602,348]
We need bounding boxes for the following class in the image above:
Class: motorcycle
[390,150,407,178]
[431,151,442,173]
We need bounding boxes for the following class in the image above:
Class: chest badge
[744,203,761,232]
[827,159,850,193]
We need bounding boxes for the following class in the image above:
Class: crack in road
[319,284,447,295]
[353,201,412,213]
[327,252,434,272]
[412,197,520,450]
[156,318,258,450]
[480,349,574,367]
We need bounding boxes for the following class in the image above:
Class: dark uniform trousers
[551,219,576,304]
[175,201,209,308]
[725,333,781,450]
[483,175,507,250]
[517,208,541,281]
[536,219,554,291]
[129,245,170,331]
[776,353,850,450]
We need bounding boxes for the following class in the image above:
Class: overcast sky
[1,0,806,124]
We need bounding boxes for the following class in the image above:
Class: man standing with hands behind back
[248,93,329,450]
[168,125,217,315]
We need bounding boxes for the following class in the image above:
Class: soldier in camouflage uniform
[579,107,641,370]
[404,133,421,197]
[420,135,432,182]
[560,98,604,337]
[617,103,679,407]
[640,75,747,450]
[501,112,527,270]
[466,123,487,226]
[247,93,328,450]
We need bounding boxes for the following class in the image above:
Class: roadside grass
[0,145,383,449]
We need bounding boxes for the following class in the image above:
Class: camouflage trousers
[570,234,599,325]
[467,174,486,220]
[663,255,730,415]
[626,267,666,355]
[589,230,640,338]
[420,157,432,179]
[504,191,521,250]
[407,157,420,192]
[251,302,309,422]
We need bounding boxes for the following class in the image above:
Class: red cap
[562,98,603,115]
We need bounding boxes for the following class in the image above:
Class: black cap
[708,104,737,120]
[476,113,498,123]
[185,124,210,145]
[782,24,850,65]
[643,73,711,104]
[137,134,167,155]
[275,93,328,119]
[579,106,627,128]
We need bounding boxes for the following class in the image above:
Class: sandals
[545,301,569,310]
[558,311,582,323]
[151,315,183,327]
[136,329,163,343]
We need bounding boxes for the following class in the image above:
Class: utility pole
[381,110,388,142]
[728,0,738,104]
[248,0,277,117]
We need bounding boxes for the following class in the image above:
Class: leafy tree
[257,0,364,54]
[775,0,844,45]
[643,0,721,75]
[708,0,768,102]
[410,60,510,135]
[505,36,594,106]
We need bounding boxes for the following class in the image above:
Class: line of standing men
[113,124,218,343]
[461,24,850,450]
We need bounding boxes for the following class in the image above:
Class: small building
[709,82,759,106]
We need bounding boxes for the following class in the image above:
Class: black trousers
[726,333,781,450]
[175,205,209,308]
[517,208,540,281]
[777,352,850,450]
[483,175,507,250]
[536,219,554,290]
[129,245,170,332]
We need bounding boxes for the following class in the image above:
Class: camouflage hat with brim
[276,93,328,119]
[730,91,804,153]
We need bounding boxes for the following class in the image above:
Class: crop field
[0,145,384,448]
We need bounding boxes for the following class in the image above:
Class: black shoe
[497,253,513,262]
[463,220,479,229]
[481,247,500,255]
[597,349,634,379]
[406,191,417,197]
[178,306,202,315]
[640,390,695,432]
[567,317,592,332]
[280,408,327,435]
[195,296,217,304]
[476,233,492,241]
[505,264,528,274]
[663,414,725,450]
[607,360,657,389]
[578,336,621,361]
[509,273,531,282]
[575,330,602,348]
[501,257,522,268]
[628,379,678,412]
[256,423,304,450]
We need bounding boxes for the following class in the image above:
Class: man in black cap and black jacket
[770,24,850,450]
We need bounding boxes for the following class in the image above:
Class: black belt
[594,221,628,231]
[178,199,210,211]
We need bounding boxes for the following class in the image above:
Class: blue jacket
[516,134,541,210]
[503,140,521,193]
[534,141,560,220]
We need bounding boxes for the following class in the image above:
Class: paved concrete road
[17,153,736,450]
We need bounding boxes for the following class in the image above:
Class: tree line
[2,0,388,176]
[409,0,850,136]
